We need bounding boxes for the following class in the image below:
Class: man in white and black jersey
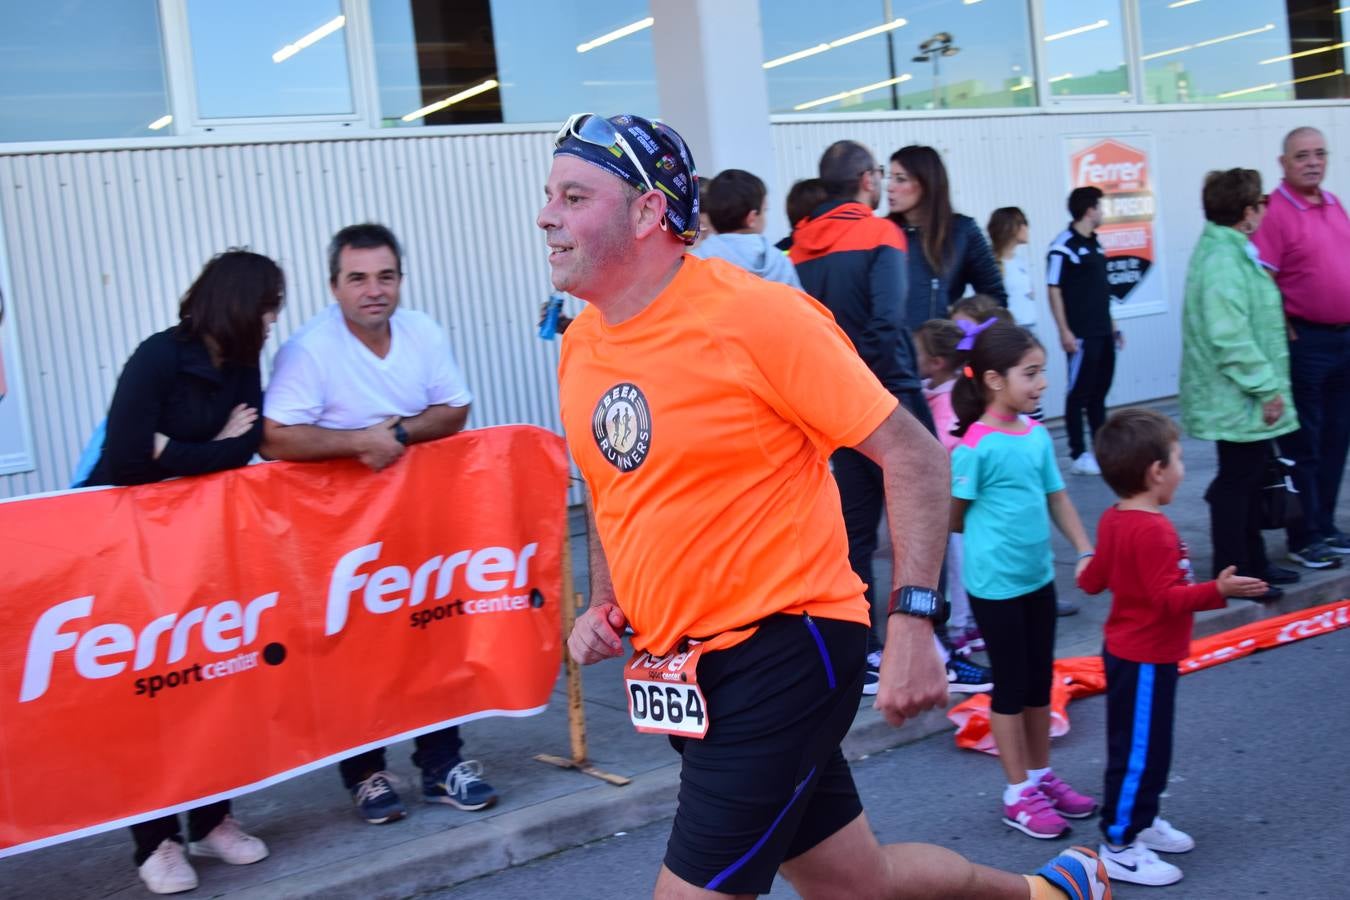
[1046,187,1123,477]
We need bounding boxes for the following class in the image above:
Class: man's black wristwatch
[887,586,949,624]
[393,420,410,446]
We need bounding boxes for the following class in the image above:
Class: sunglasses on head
[555,113,656,194]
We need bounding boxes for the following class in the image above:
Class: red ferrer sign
[1069,137,1156,304]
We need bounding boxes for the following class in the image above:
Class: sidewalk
[5,399,1348,900]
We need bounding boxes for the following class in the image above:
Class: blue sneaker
[423,759,497,811]
[946,657,993,693]
[1036,845,1112,899]
[352,771,407,824]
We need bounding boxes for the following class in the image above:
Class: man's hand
[1216,565,1269,599]
[356,415,406,471]
[874,616,948,727]
[568,602,628,665]
[1262,396,1285,426]
[214,403,258,440]
[1059,329,1077,354]
[1074,554,1093,579]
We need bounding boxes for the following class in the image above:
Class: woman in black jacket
[87,249,283,894]
[886,145,1007,327]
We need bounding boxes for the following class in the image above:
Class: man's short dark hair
[1068,187,1104,222]
[704,169,767,233]
[818,140,875,200]
[1094,408,1181,498]
[1202,168,1263,227]
[328,223,403,284]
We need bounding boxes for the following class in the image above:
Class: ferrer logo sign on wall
[1064,134,1168,317]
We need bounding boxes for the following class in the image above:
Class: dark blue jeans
[1278,323,1350,549]
[338,726,462,790]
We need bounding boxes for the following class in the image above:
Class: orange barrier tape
[0,426,568,856]
[949,599,1350,754]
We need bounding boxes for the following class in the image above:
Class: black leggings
[968,582,1057,715]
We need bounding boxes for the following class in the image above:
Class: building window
[374,0,659,127]
[1137,0,1348,103]
[183,0,356,120]
[761,0,1037,114]
[1042,0,1130,98]
[0,3,171,142]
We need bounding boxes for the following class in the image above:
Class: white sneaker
[862,651,882,696]
[1099,841,1183,886]
[1070,452,1101,476]
[139,839,199,894]
[189,815,269,865]
[1138,816,1195,854]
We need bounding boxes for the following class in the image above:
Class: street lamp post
[912,32,960,109]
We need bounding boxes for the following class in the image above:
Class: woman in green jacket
[1180,169,1298,598]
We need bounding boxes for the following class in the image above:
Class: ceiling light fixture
[1048,72,1074,83]
[1140,24,1274,61]
[576,17,654,54]
[402,79,500,122]
[1168,0,1202,7]
[1261,41,1349,64]
[273,15,346,63]
[794,74,912,111]
[1218,67,1343,97]
[764,19,908,69]
[148,115,173,131]
[1045,20,1110,42]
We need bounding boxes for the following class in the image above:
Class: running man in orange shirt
[540,112,1109,900]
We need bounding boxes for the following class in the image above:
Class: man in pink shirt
[1252,126,1350,569]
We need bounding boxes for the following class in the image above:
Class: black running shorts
[662,613,867,895]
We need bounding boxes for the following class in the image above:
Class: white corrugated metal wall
[0,103,1346,498]
[0,132,575,499]
[772,103,1348,423]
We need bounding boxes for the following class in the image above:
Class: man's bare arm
[261,417,382,461]
[854,405,950,592]
[261,416,404,471]
[567,494,627,665]
[401,403,469,443]
[853,405,951,727]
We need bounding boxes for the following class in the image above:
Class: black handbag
[1260,448,1298,531]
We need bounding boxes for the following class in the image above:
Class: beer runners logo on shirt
[592,383,652,472]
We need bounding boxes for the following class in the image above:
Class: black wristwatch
[887,586,949,624]
[393,420,410,446]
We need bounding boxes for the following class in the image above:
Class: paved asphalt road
[432,629,1349,900]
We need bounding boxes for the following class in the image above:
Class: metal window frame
[158,0,374,136]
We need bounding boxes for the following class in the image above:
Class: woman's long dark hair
[177,249,284,366]
[951,322,1042,437]
[888,145,953,274]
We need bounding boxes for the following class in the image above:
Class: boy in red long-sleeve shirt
[1078,409,1267,888]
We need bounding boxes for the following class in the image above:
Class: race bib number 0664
[624,643,709,739]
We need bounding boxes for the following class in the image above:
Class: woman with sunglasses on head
[887,145,1006,327]
[1180,169,1298,600]
[84,249,283,894]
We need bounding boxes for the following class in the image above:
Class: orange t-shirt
[558,255,898,656]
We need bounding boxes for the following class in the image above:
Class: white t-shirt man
[265,304,472,428]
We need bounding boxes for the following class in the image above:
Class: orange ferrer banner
[0,426,567,857]
[950,599,1350,753]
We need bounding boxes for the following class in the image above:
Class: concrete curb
[217,572,1347,899]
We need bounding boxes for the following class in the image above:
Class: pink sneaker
[1003,786,1070,839]
[1038,772,1097,819]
